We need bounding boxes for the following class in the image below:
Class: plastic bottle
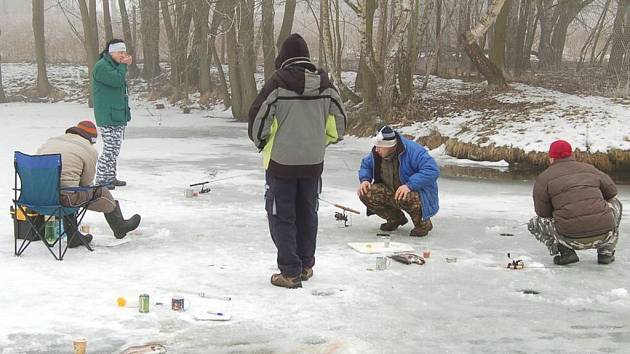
[44,216,57,243]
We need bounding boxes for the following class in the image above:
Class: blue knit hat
[372,125,397,148]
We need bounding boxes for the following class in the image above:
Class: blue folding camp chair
[13,151,98,260]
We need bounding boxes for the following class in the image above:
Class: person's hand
[357,181,371,197]
[395,185,411,200]
[121,54,133,65]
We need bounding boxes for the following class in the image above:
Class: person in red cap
[528,140,622,265]
[37,121,141,248]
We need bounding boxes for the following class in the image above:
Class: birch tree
[32,0,53,97]
[461,0,508,88]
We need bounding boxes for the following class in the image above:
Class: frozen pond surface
[0,102,628,353]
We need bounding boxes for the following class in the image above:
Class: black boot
[104,200,141,239]
[598,251,615,265]
[63,215,93,249]
[113,178,127,187]
[553,244,579,265]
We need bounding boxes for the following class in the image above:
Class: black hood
[275,33,315,70]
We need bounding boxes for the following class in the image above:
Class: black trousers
[265,171,320,277]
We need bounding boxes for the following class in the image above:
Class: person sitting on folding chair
[36,121,141,247]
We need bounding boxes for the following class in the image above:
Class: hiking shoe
[106,184,115,190]
[68,233,93,248]
[113,178,127,187]
[553,245,579,265]
[410,219,433,237]
[270,273,302,289]
[301,267,313,281]
[380,216,408,232]
[598,253,615,265]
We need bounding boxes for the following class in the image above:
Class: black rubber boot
[380,216,408,232]
[598,251,615,265]
[553,244,579,265]
[113,178,127,187]
[104,201,141,239]
[63,214,93,249]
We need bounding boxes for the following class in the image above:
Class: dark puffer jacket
[533,157,617,238]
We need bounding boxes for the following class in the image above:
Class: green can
[139,294,150,313]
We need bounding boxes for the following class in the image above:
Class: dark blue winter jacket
[359,133,440,220]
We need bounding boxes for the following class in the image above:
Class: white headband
[108,42,127,53]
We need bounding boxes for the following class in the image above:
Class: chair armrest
[60,185,104,193]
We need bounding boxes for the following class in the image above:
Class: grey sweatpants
[528,198,622,256]
[96,126,125,185]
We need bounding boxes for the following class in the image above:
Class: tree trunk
[261,0,275,80]
[239,0,257,117]
[490,0,510,72]
[209,1,231,106]
[0,27,6,103]
[141,0,160,80]
[589,0,612,64]
[382,0,412,118]
[461,0,508,88]
[32,0,52,97]
[522,0,538,70]
[322,0,361,103]
[547,1,593,68]
[225,2,244,119]
[434,0,441,74]
[89,0,99,48]
[277,0,297,50]
[118,0,139,78]
[110,0,118,20]
[375,0,388,69]
[607,0,630,78]
[356,0,379,111]
[160,0,177,89]
[193,0,211,95]
[78,0,100,107]
[399,0,421,105]
[103,0,113,42]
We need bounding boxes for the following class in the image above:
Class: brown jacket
[36,133,98,188]
[533,157,617,238]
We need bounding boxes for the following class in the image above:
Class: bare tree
[118,0,139,77]
[322,0,360,103]
[261,0,275,80]
[461,0,508,88]
[103,0,113,42]
[32,0,53,97]
[490,0,511,72]
[193,0,211,96]
[141,0,160,80]
[0,27,5,103]
[77,0,100,107]
[608,0,630,80]
[277,0,297,50]
[381,0,412,118]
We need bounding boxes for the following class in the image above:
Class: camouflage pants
[528,198,622,256]
[359,183,423,225]
[96,126,125,185]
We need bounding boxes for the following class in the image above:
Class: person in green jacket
[92,38,132,189]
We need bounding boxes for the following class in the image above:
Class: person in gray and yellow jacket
[37,121,141,248]
[248,33,346,289]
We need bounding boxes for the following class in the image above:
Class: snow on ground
[1,99,630,353]
[398,76,630,155]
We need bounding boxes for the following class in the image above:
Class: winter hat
[548,140,573,159]
[275,33,311,69]
[372,126,397,148]
[108,42,127,53]
[66,120,98,144]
